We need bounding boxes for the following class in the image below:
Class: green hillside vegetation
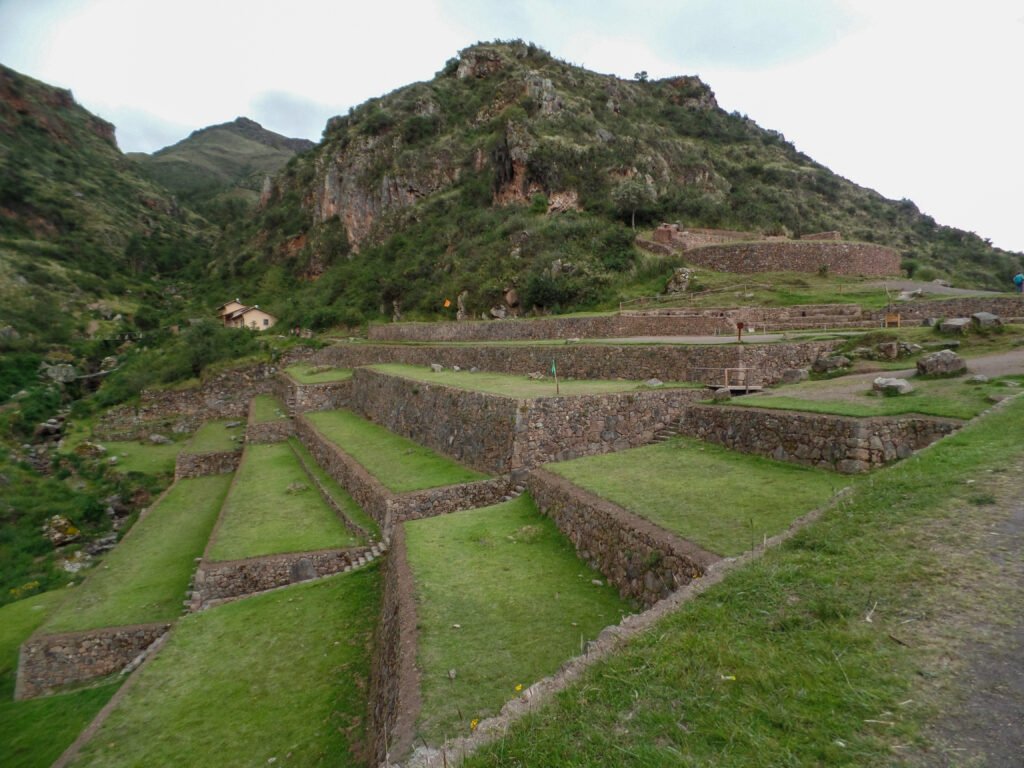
[211,41,1023,330]
[69,567,379,768]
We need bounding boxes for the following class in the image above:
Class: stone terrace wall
[16,622,169,700]
[682,241,901,277]
[652,224,759,250]
[368,525,419,766]
[510,389,707,470]
[527,469,718,607]
[174,450,241,480]
[368,313,732,342]
[869,296,1024,323]
[351,368,706,473]
[245,419,295,444]
[94,362,287,440]
[389,478,511,523]
[679,404,960,473]
[274,374,353,413]
[314,341,839,387]
[350,368,518,473]
[191,547,374,608]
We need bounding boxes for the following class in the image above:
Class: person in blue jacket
[1014,273,1024,293]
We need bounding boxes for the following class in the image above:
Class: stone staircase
[654,425,680,443]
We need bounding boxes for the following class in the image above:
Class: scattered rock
[526,372,545,380]
[591,579,603,587]
[148,433,172,445]
[971,312,1002,329]
[939,317,971,334]
[933,278,952,287]
[224,421,242,429]
[665,267,694,294]
[452,365,461,372]
[448,668,457,680]
[490,305,508,319]
[1002,381,1021,388]
[41,363,77,383]
[643,378,663,388]
[430,363,444,373]
[967,374,990,384]
[875,341,900,360]
[712,387,732,401]
[100,355,119,371]
[922,317,939,327]
[780,369,809,385]
[917,349,967,377]
[873,377,914,395]
[43,515,81,547]
[285,482,309,494]
[59,550,92,573]
[811,355,851,374]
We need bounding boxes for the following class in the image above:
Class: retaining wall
[174,450,242,480]
[682,240,901,276]
[274,373,353,413]
[869,296,1024,323]
[368,525,419,766]
[245,419,295,444]
[313,341,839,387]
[16,623,169,700]
[679,404,960,473]
[527,469,718,607]
[191,547,375,608]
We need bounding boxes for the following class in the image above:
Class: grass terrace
[285,364,353,384]
[205,443,359,562]
[69,567,379,768]
[369,363,699,398]
[184,419,244,454]
[550,439,843,557]
[304,409,487,492]
[733,374,1022,420]
[0,591,120,768]
[289,438,380,538]
[42,475,232,633]
[464,390,1024,768]
[97,439,183,475]
[405,496,631,744]
[249,393,288,424]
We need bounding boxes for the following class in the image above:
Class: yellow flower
[470,719,479,731]
[514,683,523,692]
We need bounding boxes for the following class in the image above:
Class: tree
[634,71,649,82]
[611,177,656,230]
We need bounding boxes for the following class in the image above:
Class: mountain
[0,63,211,348]
[130,117,314,212]
[216,41,1022,328]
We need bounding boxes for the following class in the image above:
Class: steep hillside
[130,117,314,213]
[0,63,212,349]
[216,41,1021,328]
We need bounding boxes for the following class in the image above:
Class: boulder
[712,387,732,401]
[876,341,900,360]
[429,363,444,373]
[780,368,809,384]
[971,312,1001,329]
[917,349,967,377]
[812,355,851,374]
[939,317,971,334]
[665,267,694,294]
[643,378,664,388]
[873,377,914,395]
[43,514,80,547]
[148,433,172,445]
[967,374,990,384]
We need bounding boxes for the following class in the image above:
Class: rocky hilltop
[220,42,1019,327]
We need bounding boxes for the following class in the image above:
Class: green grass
[369,363,697,398]
[463,397,1024,767]
[550,439,843,557]
[0,591,121,768]
[734,374,1012,420]
[405,496,631,743]
[285,364,353,384]
[69,567,379,768]
[206,443,357,561]
[288,438,381,538]
[42,475,232,633]
[249,393,288,424]
[98,440,183,475]
[305,409,487,492]
[185,420,244,453]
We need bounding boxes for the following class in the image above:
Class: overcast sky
[2,0,1022,254]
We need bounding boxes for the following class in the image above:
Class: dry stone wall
[314,341,838,387]
[682,241,900,276]
[174,450,241,480]
[16,623,169,700]
[245,420,295,444]
[527,469,718,607]
[869,296,1024,323]
[191,547,375,607]
[274,374,353,413]
[679,404,960,473]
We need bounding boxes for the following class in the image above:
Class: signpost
[736,321,745,343]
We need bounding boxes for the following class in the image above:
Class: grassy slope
[98,440,183,475]
[250,393,287,424]
[285,364,353,383]
[185,420,244,453]
[550,438,843,557]
[43,475,231,633]
[463,396,1024,767]
[206,443,356,561]
[0,591,119,768]
[370,364,696,397]
[305,409,486,492]
[69,567,379,768]
[405,496,631,743]
[289,438,380,537]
